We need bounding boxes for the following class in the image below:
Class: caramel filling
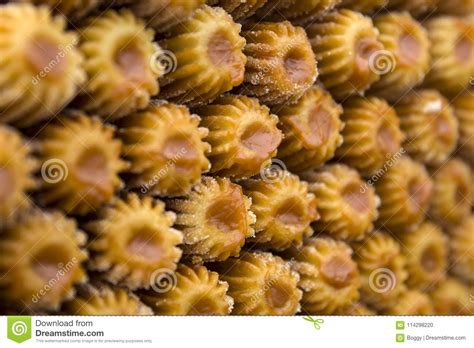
[188,297,221,315]
[376,121,398,156]
[127,228,163,262]
[0,166,14,203]
[455,36,473,63]
[32,246,71,282]
[398,32,421,64]
[420,245,440,272]
[115,41,148,83]
[75,148,109,187]
[433,113,453,143]
[162,135,199,174]
[320,255,357,289]
[283,48,313,85]
[266,281,293,309]
[275,198,305,226]
[307,105,333,148]
[342,182,371,214]
[286,104,333,149]
[352,37,382,86]
[240,123,280,160]
[407,177,431,212]
[207,32,244,84]
[206,184,246,234]
[25,36,66,79]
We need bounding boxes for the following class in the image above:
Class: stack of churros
[0,0,472,316]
